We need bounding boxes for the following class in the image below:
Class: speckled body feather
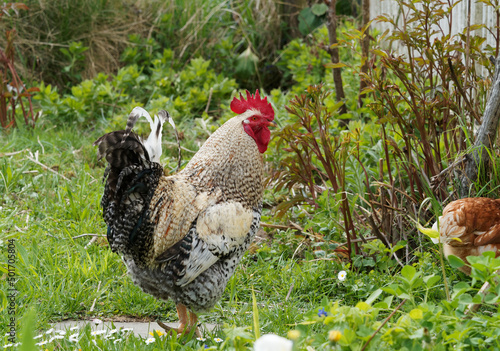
[439,197,500,274]
[96,110,264,312]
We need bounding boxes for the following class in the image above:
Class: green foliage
[59,41,89,85]
[271,0,500,270]
[291,254,500,350]
[298,4,328,36]
[32,53,237,127]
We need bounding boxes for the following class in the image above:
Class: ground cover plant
[1,0,500,350]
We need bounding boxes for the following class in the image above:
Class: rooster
[434,198,500,275]
[94,91,276,336]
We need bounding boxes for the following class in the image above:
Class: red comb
[230,90,274,120]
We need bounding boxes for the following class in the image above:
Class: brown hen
[438,197,500,275]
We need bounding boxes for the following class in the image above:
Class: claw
[156,319,201,337]
[157,303,201,337]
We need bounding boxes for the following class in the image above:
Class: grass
[0,121,450,349]
[1,119,499,350]
[0,123,360,349]
[1,0,500,346]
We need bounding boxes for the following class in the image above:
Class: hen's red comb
[230,90,274,120]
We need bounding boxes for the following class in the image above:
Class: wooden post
[460,56,500,196]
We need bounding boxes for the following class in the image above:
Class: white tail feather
[126,107,170,163]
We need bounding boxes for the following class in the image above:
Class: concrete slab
[52,320,216,338]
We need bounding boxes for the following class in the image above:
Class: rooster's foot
[156,319,201,337]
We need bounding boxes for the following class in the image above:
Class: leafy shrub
[33,53,237,129]
[290,252,500,350]
[269,0,500,265]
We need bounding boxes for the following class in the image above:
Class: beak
[267,120,277,127]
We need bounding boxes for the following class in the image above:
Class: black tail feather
[94,130,163,265]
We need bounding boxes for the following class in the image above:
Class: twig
[336,236,377,247]
[0,150,25,157]
[365,214,392,249]
[85,236,98,249]
[260,222,295,230]
[72,233,106,239]
[89,281,102,312]
[14,225,26,233]
[291,241,304,261]
[198,118,212,137]
[26,155,70,181]
[285,283,294,302]
[37,136,45,154]
[204,88,213,114]
[164,141,196,153]
[361,299,407,351]
[464,270,500,315]
[166,115,182,172]
[465,281,490,316]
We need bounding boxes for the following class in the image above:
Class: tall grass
[1,0,289,93]
[0,0,152,89]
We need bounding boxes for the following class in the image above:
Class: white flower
[35,340,47,346]
[91,330,107,336]
[70,326,79,331]
[47,335,64,343]
[214,338,223,343]
[120,328,133,333]
[108,329,119,335]
[56,329,66,335]
[3,344,14,349]
[145,337,156,345]
[45,328,55,334]
[196,337,207,341]
[254,334,293,351]
[338,270,347,281]
[33,334,44,340]
[114,338,122,344]
[69,333,79,342]
[92,318,103,325]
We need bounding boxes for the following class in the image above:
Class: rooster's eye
[252,117,257,121]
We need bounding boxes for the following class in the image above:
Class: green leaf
[458,293,473,304]
[366,288,383,305]
[484,292,498,304]
[252,288,260,339]
[448,255,466,269]
[424,275,440,288]
[19,307,37,351]
[417,223,439,239]
[298,7,324,35]
[311,3,328,16]
[401,265,416,280]
[409,308,423,320]
[235,47,258,78]
[355,301,371,311]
